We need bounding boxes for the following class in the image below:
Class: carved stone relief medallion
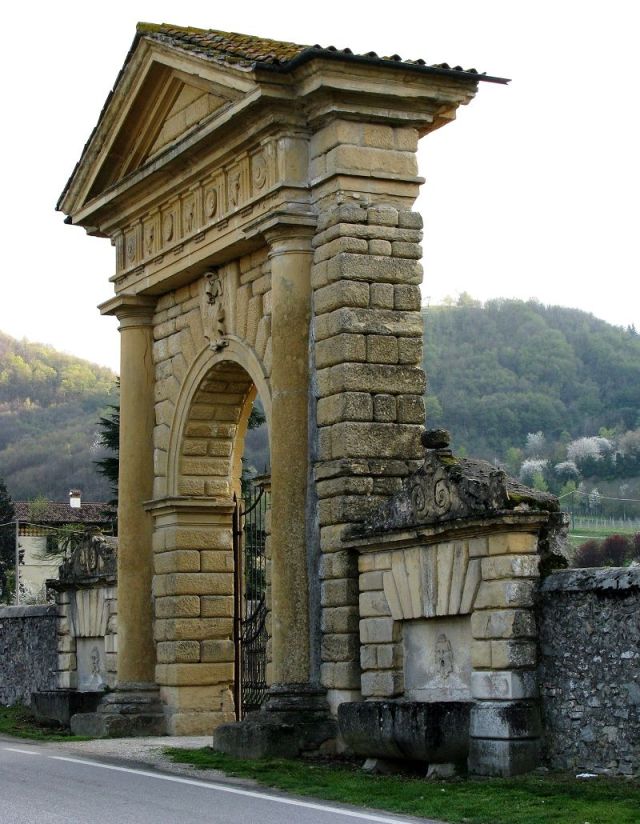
[162,213,174,243]
[125,234,136,265]
[205,188,218,218]
[253,152,267,190]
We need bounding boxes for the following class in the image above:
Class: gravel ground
[39,735,258,784]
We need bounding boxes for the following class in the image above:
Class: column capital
[244,209,316,256]
[99,294,156,329]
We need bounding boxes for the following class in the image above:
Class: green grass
[0,705,90,742]
[164,747,640,824]
[568,524,639,548]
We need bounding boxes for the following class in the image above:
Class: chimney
[69,489,82,509]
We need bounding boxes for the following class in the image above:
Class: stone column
[71,295,164,737]
[213,219,337,757]
[113,296,157,687]
[266,223,314,689]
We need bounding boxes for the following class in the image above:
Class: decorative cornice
[99,294,156,327]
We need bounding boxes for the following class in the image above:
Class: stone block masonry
[539,567,640,775]
[312,194,427,710]
[0,605,57,706]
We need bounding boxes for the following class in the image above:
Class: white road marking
[2,747,41,755]
[49,756,417,823]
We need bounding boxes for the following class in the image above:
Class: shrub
[574,539,604,568]
[601,534,630,566]
[631,532,640,561]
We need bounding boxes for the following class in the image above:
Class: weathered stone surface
[471,669,538,700]
[350,441,559,539]
[315,307,424,341]
[338,700,470,762]
[539,567,640,774]
[326,253,422,285]
[0,606,57,706]
[468,738,541,777]
[469,700,541,740]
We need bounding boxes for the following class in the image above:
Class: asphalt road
[0,738,441,824]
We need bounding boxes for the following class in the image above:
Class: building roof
[14,501,114,525]
[136,22,508,82]
[56,23,508,212]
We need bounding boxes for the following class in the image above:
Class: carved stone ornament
[144,224,155,257]
[351,429,560,538]
[201,268,227,346]
[162,213,174,242]
[126,234,136,264]
[253,152,267,190]
[205,189,218,218]
[58,532,117,583]
[184,198,195,234]
[435,634,454,680]
[229,171,241,207]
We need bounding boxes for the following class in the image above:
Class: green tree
[0,478,15,601]
[95,395,120,506]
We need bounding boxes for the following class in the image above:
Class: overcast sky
[1,1,638,373]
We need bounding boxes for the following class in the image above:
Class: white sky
[1,1,638,373]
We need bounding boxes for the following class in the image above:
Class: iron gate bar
[233,481,269,720]
[232,493,242,720]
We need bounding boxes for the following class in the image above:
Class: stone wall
[539,568,640,775]
[0,605,57,706]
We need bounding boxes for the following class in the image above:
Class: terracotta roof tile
[14,501,114,525]
[137,23,305,66]
[135,23,505,81]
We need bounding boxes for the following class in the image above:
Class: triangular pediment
[60,36,255,216]
[85,64,242,201]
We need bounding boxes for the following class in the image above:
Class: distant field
[566,516,640,548]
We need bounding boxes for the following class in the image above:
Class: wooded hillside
[1,298,638,509]
[0,332,116,501]
[423,298,640,512]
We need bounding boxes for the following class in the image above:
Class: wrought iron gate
[233,479,269,719]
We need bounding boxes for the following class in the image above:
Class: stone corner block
[469,701,542,740]
[468,737,541,777]
[471,670,538,700]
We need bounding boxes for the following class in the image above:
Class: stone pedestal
[70,682,165,737]
[213,683,336,759]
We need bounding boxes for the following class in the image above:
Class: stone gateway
[56,23,567,774]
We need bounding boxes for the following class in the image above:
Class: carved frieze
[116,140,278,276]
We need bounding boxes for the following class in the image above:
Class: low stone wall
[0,605,57,706]
[539,568,640,775]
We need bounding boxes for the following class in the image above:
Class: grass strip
[0,704,90,742]
[164,746,639,824]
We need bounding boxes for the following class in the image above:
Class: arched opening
[152,353,271,734]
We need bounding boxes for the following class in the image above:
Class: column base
[70,682,166,738]
[212,683,337,759]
